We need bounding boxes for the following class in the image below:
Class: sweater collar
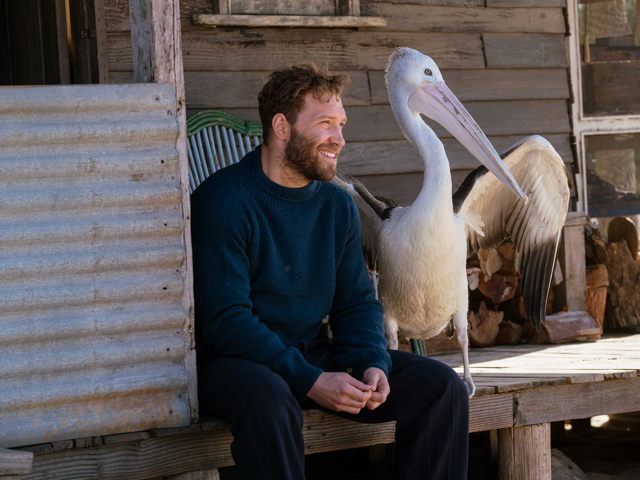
[251,146,321,202]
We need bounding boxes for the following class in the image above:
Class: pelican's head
[386,48,527,204]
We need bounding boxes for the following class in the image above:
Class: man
[191,64,469,480]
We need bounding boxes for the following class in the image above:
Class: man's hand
[362,367,390,410]
[307,372,373,414]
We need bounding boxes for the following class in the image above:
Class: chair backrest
[186,111,263,193]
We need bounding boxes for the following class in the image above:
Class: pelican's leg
[385,316,399,350]
[453,311,475,398]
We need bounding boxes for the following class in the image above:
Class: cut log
[607,216,639,260]
[468,302,503,347]
[586,264,609,329]
[542,311,602,344]
[496,241,517,275]
[423,330,461,355]
[478,248,503,280]
[586,228,640,329]
[478,272,519,304]
[494,321,524,345]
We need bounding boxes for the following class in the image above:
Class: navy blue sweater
[191,147,391,398]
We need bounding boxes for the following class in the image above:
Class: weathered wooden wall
[104,0,572,206]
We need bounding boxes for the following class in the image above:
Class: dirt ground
[218,415,640,479]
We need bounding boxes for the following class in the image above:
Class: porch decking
[18,334,640,480]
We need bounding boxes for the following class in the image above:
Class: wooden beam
[483,33,568,68]
[128,0,197,423]
[360,4,566,33]
[107,30,485,72]
[339,134,574,176]
[0,448,33,476]
[191,14,387,28]
[498,423,551,480]
[514,376,640,426]
[368,69,570,104]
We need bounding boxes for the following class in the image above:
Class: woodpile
[586,224,640,329]
[466,238,603,348]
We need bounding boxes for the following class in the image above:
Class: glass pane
[579,0,640,116]
[586,132,640,217]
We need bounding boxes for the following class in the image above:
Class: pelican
[333,48,571,397]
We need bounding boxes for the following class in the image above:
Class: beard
[283,126,339,183]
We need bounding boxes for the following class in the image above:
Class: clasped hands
[307,367,389,415]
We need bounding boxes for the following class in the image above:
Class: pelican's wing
[332,170,394,271]
[457,136,572,329]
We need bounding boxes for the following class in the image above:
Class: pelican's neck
[392,95,452,212]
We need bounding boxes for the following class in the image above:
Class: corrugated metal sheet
[0,84,192,448]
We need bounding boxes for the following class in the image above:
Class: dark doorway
[0,0,102,86]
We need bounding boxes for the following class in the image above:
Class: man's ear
[272,113,289,141]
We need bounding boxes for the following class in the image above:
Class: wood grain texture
[365,0,483,5]
[487,0,565,5]
[498,423,551,480]
[514,376,640,426]
[368,68,569,104]
[107,30,485,72]
[192,14,387,28]
[181,71,371,108]
[562,223,587,312]
[469,394,514,432]
[0,448,33,475]
[129,0,198,422]
[23,412,395,479]
[484,34,568,68]
[95,0,110,83]
[361,3,565,33]
[342,100,570,142]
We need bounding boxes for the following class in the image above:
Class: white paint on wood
[191,14,386,28]
[129,0,198,422]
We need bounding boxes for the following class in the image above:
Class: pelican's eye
[424,68,433,76]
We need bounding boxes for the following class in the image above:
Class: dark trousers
[198,338,469,480]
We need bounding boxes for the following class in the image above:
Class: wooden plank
[107,30,485,72]
[498,423,551,480]
[361,4,565,33]
[95,0,110,83]
[192,14,387,28]
[469,394,514,432]
[561,221,587,312]
[0,448,33,475]
[23,412,395,479]
[106,0,215,32]
[342,100,570,142]
[487,0,565,5]
[368,68,570,104]
[514,376,640,426]
[129,0,198,423]
[484,33,568,68]
[366,0,483,5]
[54,0,71,84]
[339,133,573,176]
[355,172,424,206]
[180,71,371,108]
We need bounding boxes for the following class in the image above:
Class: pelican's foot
[464,378,476,398]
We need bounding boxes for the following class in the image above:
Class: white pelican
[333,48,571,397]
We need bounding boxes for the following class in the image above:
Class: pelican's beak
[408,82,528,203]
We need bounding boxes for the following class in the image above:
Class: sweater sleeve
[328,200,392,381]
[191,190,323,399]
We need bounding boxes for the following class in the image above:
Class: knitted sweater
[190,146,391,398]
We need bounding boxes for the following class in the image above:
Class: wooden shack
[102,0,575,207]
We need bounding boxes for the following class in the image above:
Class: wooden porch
[11,333,640,480]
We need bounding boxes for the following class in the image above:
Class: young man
[191,65,469,479]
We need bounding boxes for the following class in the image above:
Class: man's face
[283,91,347,183]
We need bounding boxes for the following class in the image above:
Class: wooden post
[558,213,587,312]
[0,448,33,480]
[498,423,551,480]
[129,0,198,423]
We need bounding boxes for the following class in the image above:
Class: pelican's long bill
[408,81,528,204]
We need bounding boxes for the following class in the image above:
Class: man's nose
[331,126,346,148]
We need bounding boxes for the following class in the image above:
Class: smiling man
[191,65,469,480]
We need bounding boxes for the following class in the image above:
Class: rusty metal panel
[0,84,192,448]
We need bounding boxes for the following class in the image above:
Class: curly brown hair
[258,64,350,145]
